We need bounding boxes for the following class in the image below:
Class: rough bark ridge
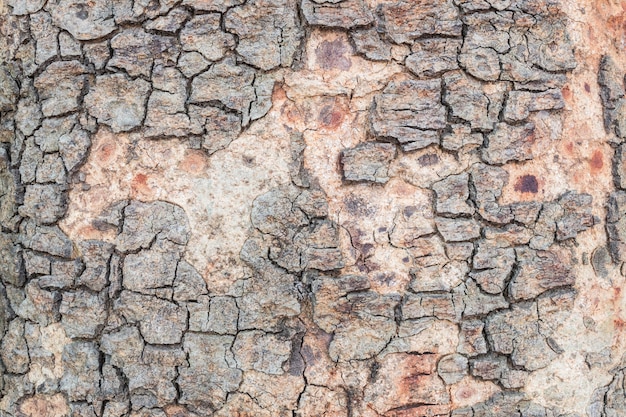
[0,0,625,416]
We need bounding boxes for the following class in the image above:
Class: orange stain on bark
[131,173,151,196]
[179,150,207,175]
[561,85,572,102]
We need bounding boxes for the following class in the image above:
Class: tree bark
[0,0,625,415]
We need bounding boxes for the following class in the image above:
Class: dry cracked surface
[0,0,626,416]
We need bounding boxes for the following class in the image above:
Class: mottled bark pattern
[0,0,624,416]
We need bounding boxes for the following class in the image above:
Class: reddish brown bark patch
[131,173,151,195]
[96,142,117,164]
[561,85,572,101]
[589,149,604,173]
[318,101,347,130]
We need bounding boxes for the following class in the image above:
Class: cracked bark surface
[0,0,625,416]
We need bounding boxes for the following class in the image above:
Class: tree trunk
[0,0,625,415]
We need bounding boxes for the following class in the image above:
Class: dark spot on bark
[514,175,538,194]
[361,243,374,253]
[365,260,380,272]
[343,195,376,216]
[584,83,591,93]
[300,344,317,366]
[378,227,387,232]
[374,272,395,285]
[148,0,160,11]
[91,219,116,232]
[403,206,418,217]
[369,361,380,382]
[592,246,609,278]
[350,228,376,257]
[418,153,439,166]
[243,155,255,166]
[318,103,345,129]
[75,5,89,20]
[316,39,351,71]
[402,257,410,263]
[288,334,305,376]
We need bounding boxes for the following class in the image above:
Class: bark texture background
[0,0,625,416]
